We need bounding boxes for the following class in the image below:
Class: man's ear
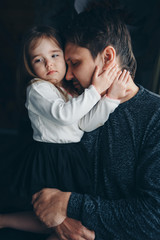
[102,46,116,70]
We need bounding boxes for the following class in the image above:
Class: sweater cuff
[67,192,83,220]
[89,85,101,100]
[104,95,120,104]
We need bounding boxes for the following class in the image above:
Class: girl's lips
[47,70,56,75]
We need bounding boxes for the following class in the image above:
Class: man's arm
[32,189,95,240]
[33,185,160,240]
[54,217,95,240]
[67,116,160,239]
[33,116,160,239]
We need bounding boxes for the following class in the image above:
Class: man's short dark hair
[65,6,137,79]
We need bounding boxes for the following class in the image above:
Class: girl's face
[29,37,66,86]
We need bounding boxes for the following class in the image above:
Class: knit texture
[67,85,160,240]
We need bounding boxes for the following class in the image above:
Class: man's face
[65,43,102,91]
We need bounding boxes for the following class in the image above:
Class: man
[32,5,160,240]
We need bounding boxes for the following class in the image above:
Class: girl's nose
[46,59,53,68]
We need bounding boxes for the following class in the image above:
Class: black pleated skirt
[0,139,91,211]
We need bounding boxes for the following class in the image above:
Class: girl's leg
[46,233,59,240]
[0,211,51,233]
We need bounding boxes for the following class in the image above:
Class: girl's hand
[107,70,131,101]
[91,63,119,96]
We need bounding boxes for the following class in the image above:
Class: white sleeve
[79,95,120,132]
[26,82,101,126]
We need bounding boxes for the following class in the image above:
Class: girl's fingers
[122,71,130,84]
[118,70,130,84]
[105,63,118,75]
[109,68,120,81]
[107,61,117,70]
[100,65,118,81]
[119,69,127,81]
[115,70,122,80]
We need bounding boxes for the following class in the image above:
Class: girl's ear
[102,46,116,70]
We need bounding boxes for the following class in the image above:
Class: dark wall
[0,0,159,133]
[0,0,35,133]
[0,0,75,134]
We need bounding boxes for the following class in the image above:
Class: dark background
[0,0,160,140]
[0,0,159,239]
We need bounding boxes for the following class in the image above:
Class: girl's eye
[52,54,58,58]
[34,58,44,63]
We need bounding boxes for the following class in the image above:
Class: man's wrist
[62,191,72,218]
[67,192,84,221]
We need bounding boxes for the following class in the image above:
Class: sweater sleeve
[78,96,120,132]
[67,112,160,239]
[26,82,100,126]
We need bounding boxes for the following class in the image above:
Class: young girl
[0,25,130,238]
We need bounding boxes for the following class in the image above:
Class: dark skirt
[0,139,91,211]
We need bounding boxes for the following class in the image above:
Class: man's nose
[65,67,74,80]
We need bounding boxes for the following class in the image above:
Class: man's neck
[122,79,139,103]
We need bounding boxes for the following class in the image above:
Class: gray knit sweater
[67,85,160,240]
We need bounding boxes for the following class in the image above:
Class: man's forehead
[65,43,80,58]
[65,43,90,61]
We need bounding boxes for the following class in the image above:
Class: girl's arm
[79,96,120,132]
[26,80,101,126]
[0,211,51,233]
[26,64,121,127]
[79,70,130,132]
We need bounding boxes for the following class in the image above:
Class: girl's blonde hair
[18,25,64,82]
[17,25,77,105]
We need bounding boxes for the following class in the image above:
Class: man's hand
[32,188,71,228]
[54,217,95,240]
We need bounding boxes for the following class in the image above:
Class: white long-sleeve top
[25,79,120,143]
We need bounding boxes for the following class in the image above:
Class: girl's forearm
[0,211,52,234]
